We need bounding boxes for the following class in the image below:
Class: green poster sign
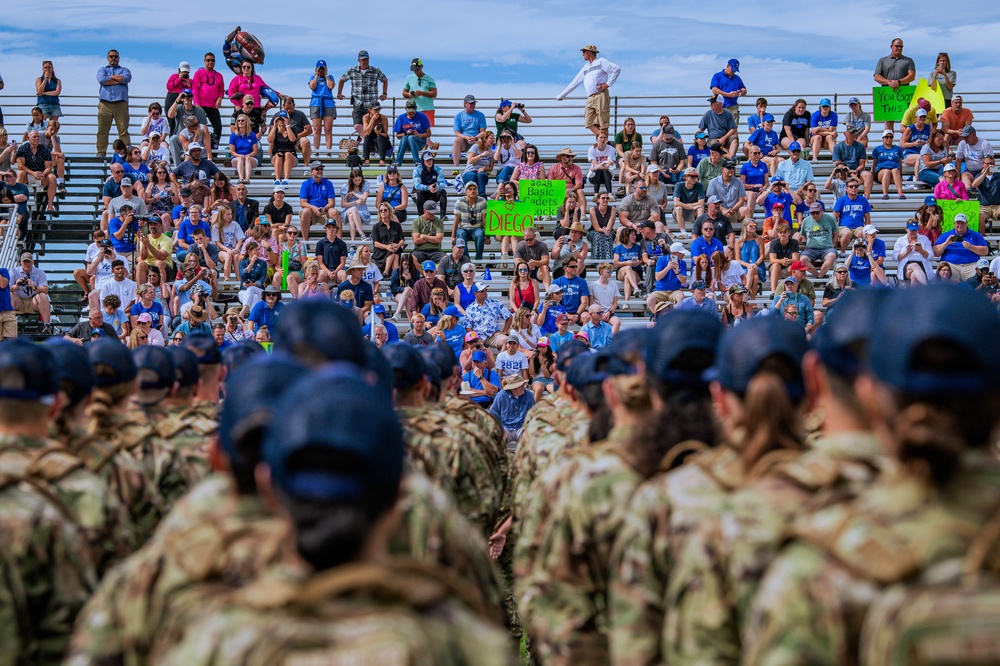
[872,85,917,122]
[939,199,981,233]
[485,201,535,236]
[520,179,566,217]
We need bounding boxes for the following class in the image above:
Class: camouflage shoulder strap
[25,446,85,484]
[658,440,710,473]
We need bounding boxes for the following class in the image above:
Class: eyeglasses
[463,269,475,274]
[836,270,847,274]
[111,169,123,174]
[517,268,528,273]
[138,335,148,341]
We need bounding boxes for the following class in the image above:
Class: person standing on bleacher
[96,49,132,158]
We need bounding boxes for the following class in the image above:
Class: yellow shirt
[144,232,174,267]
[901,106,938,127]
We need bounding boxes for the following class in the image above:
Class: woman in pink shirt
[226,61,275,111]
[165,62,192,135]
[933,163,969,200]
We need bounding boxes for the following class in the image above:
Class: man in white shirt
[91,259,137,312]
[556,44,621,138]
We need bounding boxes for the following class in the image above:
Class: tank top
[37,78,60,106]
[740,238,761,264]
[382,183,402,207]
[592,205,614,231]
[513,281,535,309]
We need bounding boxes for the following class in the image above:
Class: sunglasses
[138,335,148,341]
[836,270,847,274]
[463,269,475,274]
[517,268,528,273]
[847,185,859,189]
[564,264,578,269]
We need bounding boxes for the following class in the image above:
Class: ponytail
[736,369,804,470]
[84,381,133,438]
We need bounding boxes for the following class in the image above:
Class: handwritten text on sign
[485,201,535,236]
[520,179,566,217]
[872,85,916,122]
[940,199,981,233]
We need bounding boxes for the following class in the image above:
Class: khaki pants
[728,105,741,128]
[0,311,15,340]
[952,262,979,281]
[96,100,131,155]
[585,90,610,130]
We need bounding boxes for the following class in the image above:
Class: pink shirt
[166,73,189,94]
[227,74,270,107]
[192,68,226,108]
[934,179,968,200]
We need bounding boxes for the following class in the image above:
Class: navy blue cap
[418,348,442,389]
[710,317,809,399]
[221,340,264,374]
[646,310,723,386]
[870,284,1000,394]
[360,339,394,399]
[88,338,138,388]
[814,289,890,378]
[263,371,404,502]
[45,339,95,405]
[592,346,639,382]
[566,350,597,388]
[133,346,176,391]
[443,305,462,318]
[425,344,457,382]
[0,339,59,401]
[273,299,366,368]
[219,354,307,466]
[556,339,591,371]
[382,342,427,390]
[608,328,649,366]
[182,333,222,365]
[166,346,201,387]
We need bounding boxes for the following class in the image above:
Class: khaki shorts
[585,90,610,130]
[649,290,679,305]
[728,105,741,127]
[981,204,1000,222]
[0,311,16,340]
[13,296,38,315]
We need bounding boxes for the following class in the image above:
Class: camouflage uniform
[400,404,506,537]
[516,426,640,665]
[0,478,98,665]
[64,474,290,666]
[144,402,218,480]
[146,558,518,665]
[742,449,1000,665]
[0,434,135,574]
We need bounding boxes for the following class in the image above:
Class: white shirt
[100,277,138,310]
[93,255,131,289]
[589,278,620,310]
[587,145,618,176]
[557,57,621,99]
[892,233,933,280]
[495,350,528,380]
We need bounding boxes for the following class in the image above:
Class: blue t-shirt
[614,243,642,265]
[748,128,780,154]
[904,123,931,156]
[393,112,431,136]
[299,178,336,207]
[939,229,989,265]
[420,303,442,327]
[108,216,137,253]
[453,110,487,137]
[763,191,795,224]
[654,256,687,292]
[102,179,122,202]
[740,160,770,187]
[548,330,573,352]
[336,280,375,308]
[248,301,283,332]
[362,319,400,343]
[848,253,872,286]
[834,195,872,229]
[177,218,211,246]
[870,237,886,262]
[687,145,711,167]
[0,269,11,312]
[710,71,745,108]
[872,145,903,171]
[538,302,568,335]
[443,325,466,359]
[810,110,838,130]
[130,301,164,330]
[690,236,725,260]
[463,368,500,405]
[228,132,259,156]
[123,162,150,186]
[308,76,334,106]
[553,276,590,313]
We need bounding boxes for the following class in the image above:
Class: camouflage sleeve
[740,542,849,666]
[148,437,197,512]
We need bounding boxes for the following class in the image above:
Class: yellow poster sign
[908,77,946,115]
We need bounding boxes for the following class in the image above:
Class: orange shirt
[941,107,974,131]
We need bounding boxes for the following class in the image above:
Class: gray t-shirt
[8,265,46,300]
[832,141,867,170]
[918,143,949,175]
[698,109,737,140]
[619,193,653,223]
[109,194,148,219]
[706,175,746,208]
[514,238,549,264]
[649,139,684,172]
[175,105,209,128]
[874,54,916,82]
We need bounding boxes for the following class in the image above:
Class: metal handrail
[0,204,19,270]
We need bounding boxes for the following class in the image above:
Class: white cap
[179,61,191,72]
[546,283,564,295]
[670,242,688,255]
[943,163,957,172]
[882,129,894,138]
[646,164,661,173]
[862,224,878,235]
[186,142,203,152]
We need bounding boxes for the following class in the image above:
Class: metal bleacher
[2,90,999,336]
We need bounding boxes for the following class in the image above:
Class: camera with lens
[15,278,26,287]
[515,103,525,109]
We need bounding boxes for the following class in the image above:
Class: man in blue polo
[710,58,747,127]
[361,303,399,342]
[463,349,499,406]
[775,141,814,191]
[247,284,283,332]
[553,258,591,325]
[450,94,487,173]
[934,212,990,281]
[833,178,872,250]
[298,161,340,240]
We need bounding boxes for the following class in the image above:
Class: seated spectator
[917,129,952,188]
[589,262,621,334]
[774,142,814,191]
[706,160,746,228]
[940,95,973,148]
[893,218,934,285]
[720,284,755,326]
[700,95,738,158]
[809,98,838,158]
[617,141,646,196]
[9,252,51,330]
[121,145,149,191]
[694,196,735,247]
[833,179,872,250]
[580,309,613,349]
[548,147,586,207]
[175,204,210,263]
[129,282,165,332]
[65,309,118,345]
[298,162,341,240]
[413,262,449,314]
[649,124,684,184]
[843,96,872,147]
[872,129,905,199]
[229,114,259,184]
[142,131,171,168]
[956,126,994,189]
[108,177,149,227]
[464,283,512,348]
[245,284,283,333]
[744,98,768,134]
[277,97,313,174]
[229,94,265,153]
[495,337,530,382]
[463,349,500,407]
[780,99,810,150]
[771,275,814,333]
[171,142,220,189]
[744,114,782,175]
[394,99,431,166]
[832,125,874,197]
[511,142,547,185]
[515,228,551,287]
[900,106,931,179]
[145,164,178,230]
[672,167,705,235]
[140,102,170,143]
[452,182,487,261]
[740,147,770,213]
[973,155,1000,232]
[361,101,391,166]
[799,203,839,277]
[340,169,372,242]
[432,305,466,358]
[537,284,568,336]
[934,213,989,281]
[412,151,449,216]
[552,223,589,278]
[647,242,689,312]
[462,131,496,194]
[935,163,969,201]
[411,202,445,264]
[267,111,298,186]
[687,131,711,170]
[90,258,136,313]
[15,130,56,213]
[821,263,853,308]
[613,226,646,301]
[586,131,616,196]
[495,99,532,147]
[420,287,449,327]
[451,94,487,172]
[361,304,399,342]
[676,279,717,316]
[493,131,521,184]
[847,237,888,287]
[169,92,212,165]
[767,223,800,293]
[441,249,472,305]
[404,312,435,347]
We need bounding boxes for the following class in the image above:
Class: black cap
[182,333,222,365]
[166,346,201,387]
[133,346,176,391]
[710,317,809,399]
[0,339,59,402]
[646,310,723,386]
[221,340,265,374]
[273,300,366,368]
[382,342,427,390]
[814,289,890,378]
[45,339,95,405]
[88,338,138,388]
[556,339,591,371]
[418,348,442,389]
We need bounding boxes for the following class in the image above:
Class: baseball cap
[357,50,370,59]
[683,167,698,176]
[471,350,487,362]
[870,284,1000,394]
[645,310,722,386]
[373,304,386,315]
[546,283,564,295]
[179,187,193,197]
[788,142,802,152]
[862,224,878,235]
[915,108,928,117]
[19,251,32,262]
[499,99,513,108]
[762,113,775,122]
[906,220,920,231]
[771,202,785,211]
[120,177,133,187]
[670,242,688,255]
[166,346,200,387]
[443,305,462,317]
[0,339,59,403]
[943,163,957,172]
[690,280,708,290]
[471,281,488,294]
[423,201,439,214]
[272,184,285,194]
[453,238,466,248]
[133,346,175,391]
[273,300,367,367]
[962,126,976,136]
[710,144,727,155]
[662,124,675,135]
[383,342,429,390]
[88,338,138,388]
[848,96,860,105]
[219,354,307,468]
[709,317,809,399]
[977,258,992,270]
[410,57,422,70]
[722,160,737,169]
[422,260,436,271]
[819,98,831,107]
[315,59,327,69]
[924,195,937,207]
[783,275,798,284]
[44,339,95,406]
[709,94,725,104]
[845,125,858,134]
[275,110,289,119]
[421,151,434,162]
[368,101,381,110]
[262,370,404,504]
[182,333,222,366]
[405,99,417,109]
[770,176,785,184]
[882,129,894,138]
[814,289,890,378]
[727,58,740,72]
[179,61,191,72]
[536,336,551,348]
[695,131,708,139]
[573,331,590,342]
[186,142,203,152]
[790,260,808,272]
[136,312,152,324]
[555,340,590,372]
[464,331,481,343]
[646,164,661,173]
[309,160,325,170]
[809,202,824,213]
[463,94,477,104]
[706,195,722,205]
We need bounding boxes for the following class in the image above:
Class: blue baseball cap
[167,346,201,387]
[219,354,308,469]
[182,333,222,365]
[762,113,775,123]
[695,131,708,139]
[133,346,176,391]
[88,339,138,388]
[424,345,458,383]
[924,195,937,207]
[500,99,512,108]
[814,289,890,378]
[906,220,920,231]
[788,142,802,152]
[566,350,599,389]
[275,110,289,119]
[443,305,462,317]
[870,285,1000,394]
[608,328,650,367]
[709,317,809,399]
[382,342,427,390]
[0,339,59,402]
[770,175,785,183]
[646,310,723,386]
[263,370,404,503]
[45,339,95,406]
[848,96,860,105]
[418,348,442,389]
[373,304,386,315]
[315,59,327,69]
[727,58,740,72]
[819,98,832,107]
[471,350,487,362]
[591,346,638,383]
[273,300,366,367]
[422,260,436,271]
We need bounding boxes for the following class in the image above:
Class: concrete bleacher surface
[2,91,999,336]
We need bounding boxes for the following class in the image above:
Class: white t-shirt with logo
[495,350,528,380]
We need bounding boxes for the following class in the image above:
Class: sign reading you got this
[872,85,917,122]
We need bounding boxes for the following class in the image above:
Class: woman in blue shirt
[434,306,466,359]
[307,60,336,153]
[229,114,260,184]
[687,132,711,169]
[613,226,646,301]
[237,241,269,316]
[740,148,770,212]
[420,287,448,327]
[872,129,905,200]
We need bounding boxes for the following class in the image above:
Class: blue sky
[1,2,998,123]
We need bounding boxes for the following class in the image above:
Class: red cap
[790,260,808,272]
